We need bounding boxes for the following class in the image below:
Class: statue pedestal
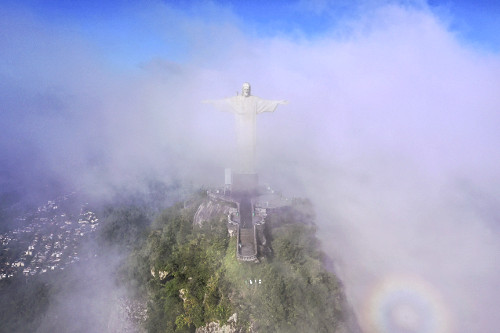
[232,173,258,195]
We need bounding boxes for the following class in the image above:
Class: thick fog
[2,1,500,332]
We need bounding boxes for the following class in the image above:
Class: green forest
[122,193,351,332]
[0,189,354,332]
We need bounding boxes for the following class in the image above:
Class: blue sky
[4,0,500,68]
[428,0,500,49]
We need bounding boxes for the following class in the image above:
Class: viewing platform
[204,186,290,262]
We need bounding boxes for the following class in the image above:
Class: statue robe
[210,95,282,174]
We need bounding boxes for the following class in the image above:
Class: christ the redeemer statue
[204,82,287,175]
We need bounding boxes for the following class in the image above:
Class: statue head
[242,82,251,97]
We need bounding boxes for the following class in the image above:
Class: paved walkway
[237,195,256,260]
[239,228,255,257]
[239,196,253,229]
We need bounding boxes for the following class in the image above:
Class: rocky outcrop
[195,313,240,333]
[193,200,232,227]
[150,268,171,281]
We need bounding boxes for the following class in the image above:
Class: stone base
[232,173,258,194]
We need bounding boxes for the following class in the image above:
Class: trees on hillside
[137,198,349,332]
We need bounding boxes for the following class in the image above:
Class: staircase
[235,195,258,261]
[239,228,256,257]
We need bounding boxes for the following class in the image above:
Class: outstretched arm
[256,98,289,113]
[202,97,235,113]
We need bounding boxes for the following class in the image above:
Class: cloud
[248,5,500,333]
[2,1,500,332]
[187,4,500,332]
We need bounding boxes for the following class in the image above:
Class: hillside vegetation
[126,193,352,332]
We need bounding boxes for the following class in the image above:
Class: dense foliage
[131,196,349,332]
[0,187,352,332]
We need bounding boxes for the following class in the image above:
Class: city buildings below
[0,193,99,280]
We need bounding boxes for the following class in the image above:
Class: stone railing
[207,189,239,206]
[228,209,239,225]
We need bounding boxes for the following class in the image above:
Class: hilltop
[124,190,359,332]
[0,186,360,332]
